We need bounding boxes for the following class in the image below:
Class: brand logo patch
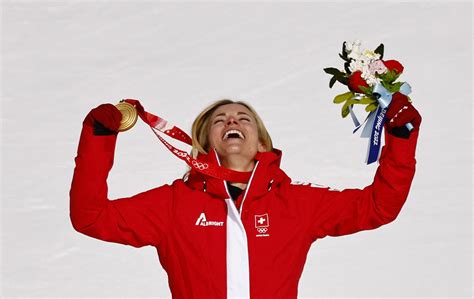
[195,212,224,227]
[255,213,270,237]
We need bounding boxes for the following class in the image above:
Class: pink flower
[368,60,388,75]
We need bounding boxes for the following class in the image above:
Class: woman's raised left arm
[299,93,422,240]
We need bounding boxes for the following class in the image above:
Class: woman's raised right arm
[69,104,172,248]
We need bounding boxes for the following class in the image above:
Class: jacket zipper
[238,161,259,215]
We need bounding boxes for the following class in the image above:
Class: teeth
[223,129,245,140]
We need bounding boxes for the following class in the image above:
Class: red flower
[348,71,369,93]
[383,60,404,74]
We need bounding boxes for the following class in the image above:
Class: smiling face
[208,103,266,164]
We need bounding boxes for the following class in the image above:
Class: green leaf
[345,98,359,106]
[339,53,347,61]
[353,97,374,105]
[381,81,401,93]
[365,103,378,112]
[335,76,348,86]
[333,91,354,104]
[329,76,337,88]
[374,43,384,59]
[344,62,351,74]
[381,81,391,92]
[389,81,403,93]
[380,69,400,84]
[341,97,363,118]
[339,42,349,61]
[359,86,373,95]
[341,102,351,118]
[324,67,349,86]
[323,67,341,75]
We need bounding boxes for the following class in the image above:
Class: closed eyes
[213,117,251,124]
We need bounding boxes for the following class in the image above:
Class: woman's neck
[221,156,255,190]
[221,156,255,172]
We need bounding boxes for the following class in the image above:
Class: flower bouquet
[324,40,413,164]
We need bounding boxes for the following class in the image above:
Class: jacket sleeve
[69,124,172,248]
[305,130,419,241]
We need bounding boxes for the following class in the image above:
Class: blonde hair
[190,99,273,159]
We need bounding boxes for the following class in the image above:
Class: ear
[257,141,266,152]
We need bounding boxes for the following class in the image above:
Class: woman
[70,94,421,298]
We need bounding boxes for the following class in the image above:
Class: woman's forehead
[211,103,253,117]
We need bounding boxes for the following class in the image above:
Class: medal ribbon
[121,99,252,183]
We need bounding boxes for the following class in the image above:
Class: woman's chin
[220,139,245,151]
[217,144,257,159]
[221,145,245,156]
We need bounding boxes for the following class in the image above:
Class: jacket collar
[185,148,289,200]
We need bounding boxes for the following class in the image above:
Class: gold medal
[115,101,138,132]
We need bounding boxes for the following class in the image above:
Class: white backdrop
[1,1,472,298]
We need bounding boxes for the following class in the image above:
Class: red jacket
[70,124,419,299]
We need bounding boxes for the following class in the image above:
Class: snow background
[1,1,472,298]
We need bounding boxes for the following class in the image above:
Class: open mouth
[223,129,245,140]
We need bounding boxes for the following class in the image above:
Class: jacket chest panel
[242,195,312,285]
[172,194,227,239]
[243,206,307,249]
[240,192,305,239]
[168,193,228,278]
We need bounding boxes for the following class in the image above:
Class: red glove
[385,92,422,138]
[83,103,122,135]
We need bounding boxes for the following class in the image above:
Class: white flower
[362,49,380,61]
[345,40,361,53]
[349,59,364,72]
[361,69,381,86]
[364,74,381,86]
[345,41,383,87]
[348,51,361,61]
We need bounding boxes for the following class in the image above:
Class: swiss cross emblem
[255,213,270,237]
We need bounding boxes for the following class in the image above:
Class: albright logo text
[195,213,224,227]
